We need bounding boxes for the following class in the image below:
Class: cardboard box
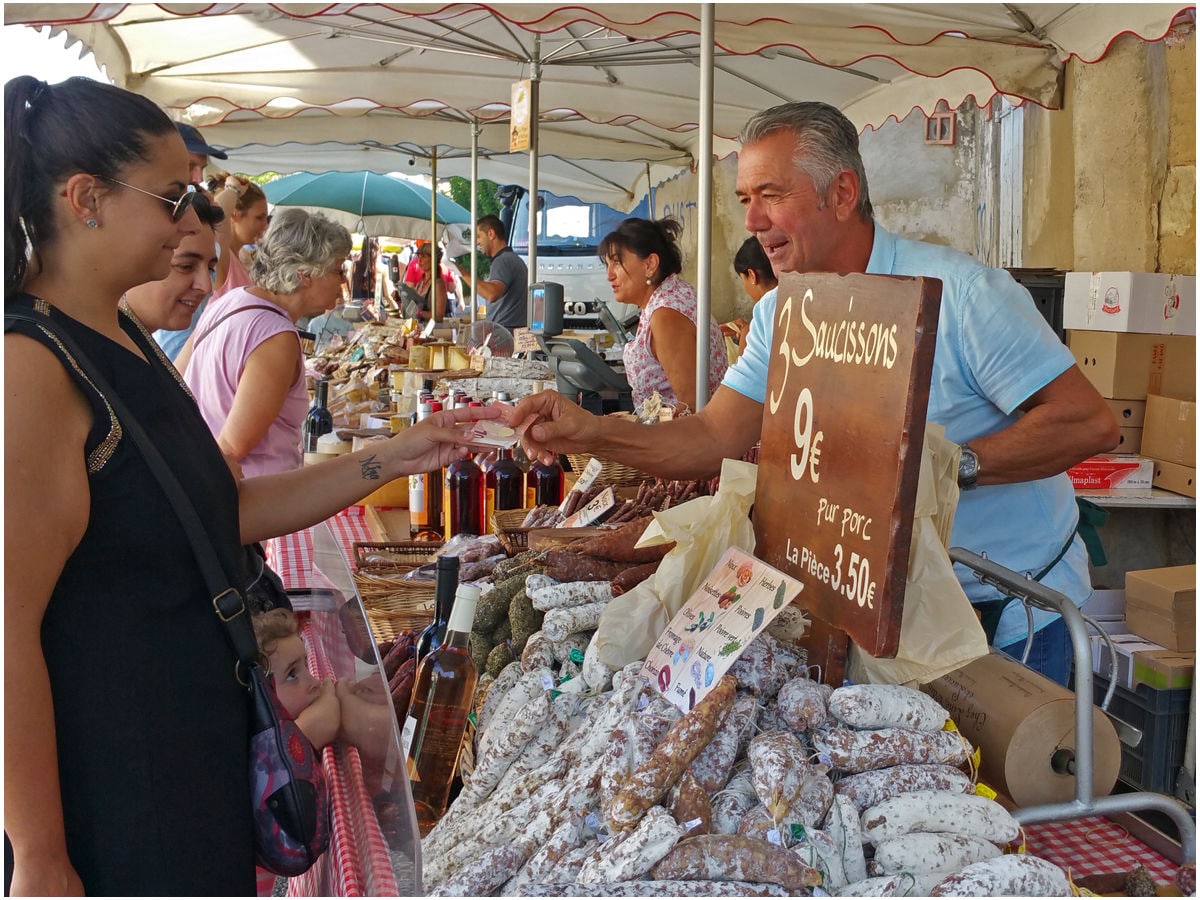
[1067,331,1196,400]
[1064,271,1196,334]
[1092,632,1166,688]
[1125,565,1196,651]
[1150,457,1196,498]
[1105,398,1147,427]
[1132,649,1195,691]
[1114,426,1142,455]
[1068,454,1154,495]
[1141,394,1196,467]
[1128,605,1196,651]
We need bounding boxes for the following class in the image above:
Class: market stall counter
[268,506,1191,897]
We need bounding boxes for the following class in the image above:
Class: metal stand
[950,547,1196,863]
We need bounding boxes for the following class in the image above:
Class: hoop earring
[86,218,99,229]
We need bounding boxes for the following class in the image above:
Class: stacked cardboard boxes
[1141,394,1197,497]
[1093,566,1196,691]
[1125,565,1196,652]
[1064,272,1196,498]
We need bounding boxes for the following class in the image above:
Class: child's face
[268,634,319,718]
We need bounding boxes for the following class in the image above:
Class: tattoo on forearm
[360,454,383,482]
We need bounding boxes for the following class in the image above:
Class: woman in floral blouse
[601,217,728,412]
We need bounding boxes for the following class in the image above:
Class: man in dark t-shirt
[471,215,528,329]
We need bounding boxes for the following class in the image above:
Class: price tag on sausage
[559,486,615,528]
[752,272,940,658]
[641,547,803,711]
[558,457,603,515]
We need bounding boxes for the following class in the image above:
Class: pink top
[183,287,308,477]
[622,273,729,410]
[211,250,252,301]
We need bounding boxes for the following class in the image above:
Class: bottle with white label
[403,583,480,836]
[409,399,444,539]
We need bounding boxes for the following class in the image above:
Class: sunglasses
[94,176,198,222]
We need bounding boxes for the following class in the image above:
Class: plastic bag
[847,424,989,686]
[594,458,759,670]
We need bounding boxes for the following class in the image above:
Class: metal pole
[470,119,480,323]
[430,147,439,322]
[695,3,715,410]
[528,36,541,287]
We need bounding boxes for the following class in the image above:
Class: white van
[498,184,648,333]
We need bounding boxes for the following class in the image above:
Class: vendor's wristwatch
[958,443,980,490]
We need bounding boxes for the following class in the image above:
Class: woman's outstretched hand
[387,402,505,474]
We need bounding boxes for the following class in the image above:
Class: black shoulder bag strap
[5,308,260,674]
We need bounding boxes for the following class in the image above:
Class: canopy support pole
[430,147,439,322]
[528,36,541,285]
[695,3,715,410]
[471,119,481,323]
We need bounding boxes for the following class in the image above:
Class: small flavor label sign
[642,547,803,711]
[560,486,615,527]
[559,458,603,515]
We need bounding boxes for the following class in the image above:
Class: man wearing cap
[177,123,228,184]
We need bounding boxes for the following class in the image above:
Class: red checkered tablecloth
[267,506,375,587]
[1023,815,1181,883]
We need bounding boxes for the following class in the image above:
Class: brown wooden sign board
[752,272,941,668]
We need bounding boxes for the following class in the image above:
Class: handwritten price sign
[752,273,940,658]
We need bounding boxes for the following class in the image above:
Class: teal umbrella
[263,170,470,238]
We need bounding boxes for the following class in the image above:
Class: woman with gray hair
[182,207,352,476]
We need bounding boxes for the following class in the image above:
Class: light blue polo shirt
[724,225,1091,646]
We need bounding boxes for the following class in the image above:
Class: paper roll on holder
[948,547,1195,863]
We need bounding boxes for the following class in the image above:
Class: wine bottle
[486,448,525,529]
[409,400,444,539]
[415,555,459,661]
[408,400,433,537]
[302,378,333,452]
[443,454,485,538]
[526,456,565,507]
[404,583,480,836]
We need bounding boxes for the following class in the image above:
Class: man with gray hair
[505,101,1118,684]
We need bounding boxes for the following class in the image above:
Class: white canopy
[206,108,696,210]
[6,2,1185,402]
[7,4,1185,137]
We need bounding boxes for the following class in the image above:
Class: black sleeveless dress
[7,296,256,895]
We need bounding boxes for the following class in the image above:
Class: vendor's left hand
[386,403,505,475]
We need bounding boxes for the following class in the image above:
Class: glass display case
[280,521,423,896]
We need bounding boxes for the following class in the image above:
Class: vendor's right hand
[501,390,602,465]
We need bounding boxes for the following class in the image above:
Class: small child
[252,608,340,749]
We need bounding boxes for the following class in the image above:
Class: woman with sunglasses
[3,76,499,897]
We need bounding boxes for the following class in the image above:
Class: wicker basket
[353,540,441,572]
[491,507,535,555]
[351,541,441,642]
[565,453,649,488]
[353,572,436,642]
